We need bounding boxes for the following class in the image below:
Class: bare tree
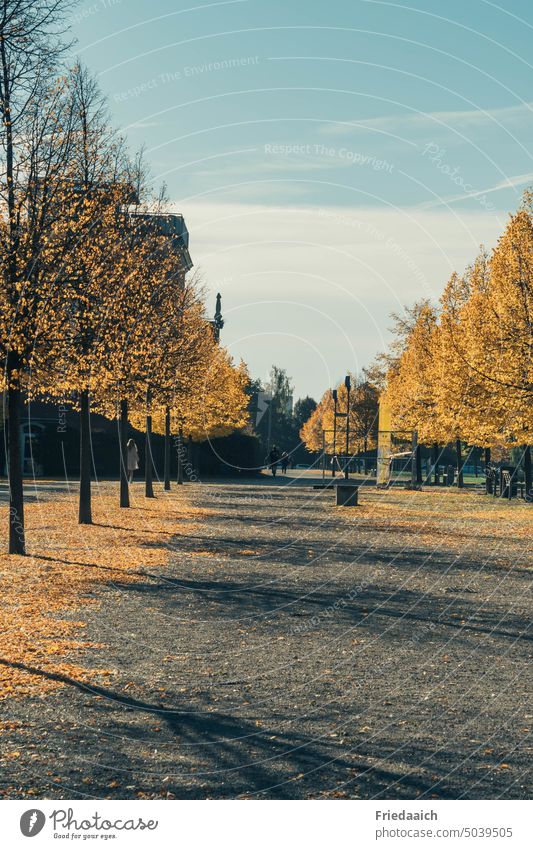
[0,0,76,553]
[364,299,434,388]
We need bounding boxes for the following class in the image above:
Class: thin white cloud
[321,101,533,136]
[191,150,394,180]
[420,171,533,209]
[124,120,164,129]
[193,158,332,179]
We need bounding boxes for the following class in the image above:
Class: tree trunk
[432,443,439,485]
[177,427,184,485]
[78,388,92,524]
[3,38,24,555]
[485,469,492,495]
[456,439,464,488]
[416,444,422,484]
[464,445,474,478]
[411,431,418,488]
[484,447,492,495]
[188,435,195,480]
[164,406,171,491]
[119,399,130,508]
[7,378,25,555]
[524,445,532,501]
[145,395,155,498]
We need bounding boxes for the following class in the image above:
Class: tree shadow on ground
[0,657,514,800]
[173,507,529,576]
[109,564,533,648]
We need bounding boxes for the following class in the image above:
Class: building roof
[128,211,193,271]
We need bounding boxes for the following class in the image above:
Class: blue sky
[72,0,533,399]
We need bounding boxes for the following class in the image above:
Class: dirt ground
[0,477,531,799]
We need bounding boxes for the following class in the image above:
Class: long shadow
[224,508,530,548]
[34,526,528,648]
[34,554,183,587]
[108,567,533,647]
[160,511,531,575]
[0,657,353,799]
[0,657,500,799]
[92,523,176,536]
[155,528,526,578]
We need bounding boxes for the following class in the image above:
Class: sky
[71,0,533,400]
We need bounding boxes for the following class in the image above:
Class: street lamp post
[332,388,338,477]
[344,375,351,480]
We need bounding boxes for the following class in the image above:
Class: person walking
[267,446,280,477]
[127,438,139,483]
[281,451,289,474]
[331,453,342,473]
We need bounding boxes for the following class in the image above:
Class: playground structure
[312,399,531,500]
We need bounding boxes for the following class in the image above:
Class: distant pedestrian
[127,438,139,483]
[281,451,289,474]
[267,446,280,477]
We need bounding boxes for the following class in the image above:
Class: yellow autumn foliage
[383,195,532,451]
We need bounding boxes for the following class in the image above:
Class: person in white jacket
[127,438,139,483]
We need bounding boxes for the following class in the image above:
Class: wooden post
[411,430,418,488]
[416,443,422,485]
[188,434,195,480]
[7,376,25,554]
[119,399,130,508]
[177,426,184,484]
[145,387,155,498]
[523,445,532,501]
[432,443,439,485]
[456,439,464,488]
[78,388,92,524]
[163,406,171,491]
[344,376,351,480]
[332,390,337,477]
[484,447,491,494]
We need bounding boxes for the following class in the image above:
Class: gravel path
[1,478,531,799]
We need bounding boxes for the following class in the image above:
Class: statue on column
[213,292,224,341]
